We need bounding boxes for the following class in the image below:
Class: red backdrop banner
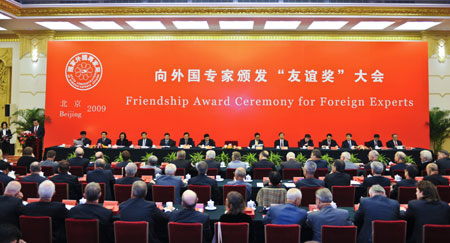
[45,40,429,148]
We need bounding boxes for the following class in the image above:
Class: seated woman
[116,132,129,147]
[219,191,255,243]
[403,180,450,243]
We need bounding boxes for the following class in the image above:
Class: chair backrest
[152,185,175,203]
[365,169,373,176]
[254,168,272,179]
[113,167,123,175]
[175,168,185,176]
[226,168,236,179]
[207,168,219,176]
[299,187,321,207]
[136,168,155,177]
[87,167,95,172]
[372,220,406,243]
[114,184,132,203]
[332,186,355,207]
[82,182,105,203]
[41,166,55,177]
[215,222,249,243]
[52,183,69,202]
[445,169,450,175]
[282,169,302,180]
[168,222,202,243]
[12,165,27,175]
[423,224,450,243]
[19,182,38,200]
[393,170,405,179]
[188,185,211,204]
[69,166,84,177]
[265,224,300,243]
[20,215,52,243]
[398,187,417,204]
[383,186,391,196]
[321,225,357,243]
[114,221,148,243]
[314,168,329,178]
[344,169,357,177]
[66,218,99,243]
[223,185,247,204]
[437,185,450,203]
[256,188,287,207]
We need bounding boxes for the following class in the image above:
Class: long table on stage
[45,146,425,164]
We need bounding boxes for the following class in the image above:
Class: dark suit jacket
[138,138,153,147]
[280,160,302,170]
[0,195,24,227]
[390,179,417,200]
[324,172,351,189]
[21,173,46,185]
[68,157,90,173]
[298,139,314,147]
[155,175,185,204]
[341,140,357,149]
[188,174,219,202]
[69,203,113,243]
[360,176,391,196]
[160,138,176,147]
[16,156,38,173]
[171,159,192,172]
[116,138,129,146]
[86,169,115,200]
[386,139,403,148]
[436,157,450,174]
[198,139,216,147]
[179,138,195,147]
[320,139,338,147]
[29,125,45,140]
[367,140,383,149]
[96,138,112,146]
[423,174,449,186]
[252,159,275,170]
[274,139,289,148]
[306,206,352,242]
[78,137,92,146]
[115,176,141,185]
[403,199,450,243]
[1,129,12,142]
[295,178,325,188]
[249,139,264,148]
[354,195,400,243]
[24,201,68,243]
[170,208,210,243]
[311,159,328,169]
[115,161,132,168]
[0,171,14,188]
[205,159,220,170]
[418,160,433,173]
[50,173,82,200]
[390,163,408,177]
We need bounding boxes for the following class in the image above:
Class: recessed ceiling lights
[219,21,254,30]
[264,21,301,30]
[308,21,348,30]
[395,21,441,30]
[36,22,81,30]
[172,21,209,30]
[80,21,123,30]
[351,21,395,30]
[126,21,166,30]
[0,13,11,19]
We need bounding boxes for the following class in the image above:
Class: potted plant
[189,152,205,164]
[350,154,361,164]
[296,153,308,163]
[321,154,335,166]
[141,152,154,163]
[11,108,49,133]
[242,152,258,167]
[405,155,416,164]
[163,152,177,162]
[377,153,390,165]
[429,107,450,154]
[217,151,231,166]
[268,152,282,166]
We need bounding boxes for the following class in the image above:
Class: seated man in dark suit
[87,151,111,170]
[226,167,252,199]
[116,163,141,185]
[87,159,115,200]
[320,133,338,148]
[390,165,418,200]
[296,161,325,188]
[188,161,219,202]
[154,164,185,204]
[367,134,383,149]
[119,181,169,243]
[418,150,433,174]
[298,134,314,148]
[138,131,153,147]
[69,182,113,243]
[50,161,82,200]
[341,133,357,149]
[306,188,352,242]
[21,162,46,185]
[390,151,409,177]
[0,223,23,243]
[204,150,220,170]
[252,150,275,171]
[263,188,307,225]
[280,152,302,170]
[0,160,14,187]
[309,149,328,169]
[363,150,386,175]
[16,146,38,173]
[354,185,400,243]
[68,147,90,173]
[96,131,112,146]
[160,132,176,147]
[324,159,351,189]
[0,181,24,228]
[360,161,391,196]
[274,132,289,148]
[170,150,193,175]
[249,132,264,148]
[386,133,403,148]
[198,134,215,147]
[115,150,132,168]
[77,130,92,146]
[23,180,68,243]
[169,190,210,243]
[179,132,195,147]
[436,150,450,174]
[423,163,449,186]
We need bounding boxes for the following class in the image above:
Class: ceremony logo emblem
[65,52,103,91]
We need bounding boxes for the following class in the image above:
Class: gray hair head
[75,147,84,157]
[232,151,241,161]
[176,150,186,159]
[316,188,333,203]
[206,150,216,159]
[371,161,384,174]
[165,163,176,175]
[286,152,296,160]
[4,181,21,195]
[148,155,158,165]
[132,180,147,198]
[125,163,137,176]
[304,160,317,175]
[395,151,406,162]
[369,184,385,195]
[38,180,55,200]
[235,167,246,178]
[196,161,208,174]
[95,159,105,168]
[369,150,379,160]
[286,188,302,202]
[340,152,351,161]
[85,182,101,202]
[420,150,432,161]
[30,162,41,173]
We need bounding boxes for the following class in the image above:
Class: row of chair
[18,216,450,243]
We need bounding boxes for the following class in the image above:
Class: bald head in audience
[181,190,198,209]
[426,163,439,176]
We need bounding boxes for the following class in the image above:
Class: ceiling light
[126,21,166,30]
[81,21,123,30]
[0,13,11,19]
[219,21,254,30]
[264,21,301,30]
[0,27,6,31]
[36,22,81,30]
[395,21,441,30]
[351,21,395,30]
[308,21,348,30]
[172,21,209,30]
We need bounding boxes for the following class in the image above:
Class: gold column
[0,48,12,125]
